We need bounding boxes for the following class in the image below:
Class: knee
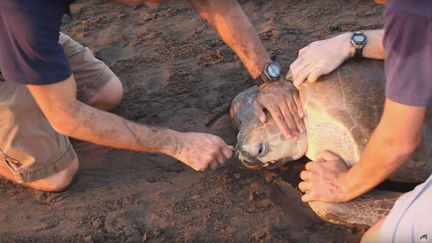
[104,75,123,109]
[29,158,79,192]
[89,75,124,111]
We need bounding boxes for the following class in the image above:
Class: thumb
[285,69,294,82]
[222,145,234,159]
[286,70,303,90]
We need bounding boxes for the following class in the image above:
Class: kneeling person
[0,33,123,192]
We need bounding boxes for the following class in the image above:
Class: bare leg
[0,158,79,192]
[0,75,121,191]
[87,75,123,111]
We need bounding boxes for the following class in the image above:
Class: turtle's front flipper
[308,190,401,227]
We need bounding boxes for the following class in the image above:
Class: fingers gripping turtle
[230,59,432,227]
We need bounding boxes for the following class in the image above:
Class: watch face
[352,32,367,46]
[267,63,281,79]
[353,34,365,43]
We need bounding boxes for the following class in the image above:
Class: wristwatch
[350,31,367,58]
[255,62,282,87]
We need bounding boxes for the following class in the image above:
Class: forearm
[187,0,270,78]
[56,101,179,157]
[341,125,416,200]
[28,75,233,171]
[341,100,424,200]
[347,29,384,60]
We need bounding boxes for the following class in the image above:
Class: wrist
[258,78,293,90]
[338,32,356,59]
[159,129,182,157]
[255,61,283,87]
[337,172,357,202]
[249,57,273,79]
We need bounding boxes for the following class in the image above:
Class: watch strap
[354,47,364,58]
[255,62,281,87]
[351,31,367,58]
[256,73,269,86]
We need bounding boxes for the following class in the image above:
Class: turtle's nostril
[256,142,268,158]
[257,143,263,155]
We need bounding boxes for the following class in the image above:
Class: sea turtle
[230,59,432,227]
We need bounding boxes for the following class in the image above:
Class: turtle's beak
[234,143,265,169]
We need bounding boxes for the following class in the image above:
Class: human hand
[289,33,354,89]
[253,80,305,139]
[172,132,233,171]
[298,150,350,203]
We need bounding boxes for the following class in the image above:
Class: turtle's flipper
[308,190,401,227]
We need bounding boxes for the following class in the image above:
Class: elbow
[390,135,421,159]
[47,103,82,136]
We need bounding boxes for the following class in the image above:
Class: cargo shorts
[0,32,115,183]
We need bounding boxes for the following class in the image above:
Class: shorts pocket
[0,148,24,175]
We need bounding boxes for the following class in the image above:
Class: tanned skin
[25,0,304,174]
[290,29,427,203]
[187,0,305,139]
[298,100,425,202]
[28,75,232,172]
[290,29,384,88]
[291,29,425,242]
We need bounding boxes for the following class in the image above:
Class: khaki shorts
[0,32,115,183]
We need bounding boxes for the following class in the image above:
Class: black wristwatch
[350,31,367,58]
[255,62,282,87]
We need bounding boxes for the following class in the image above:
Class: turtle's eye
[256,142,268,158]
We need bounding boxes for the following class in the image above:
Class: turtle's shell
[231,59,432,227]
[302,59,432,182]
[232,59,432,182]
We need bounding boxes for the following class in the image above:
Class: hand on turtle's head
[289,32,354,89]
[253,80,305,140]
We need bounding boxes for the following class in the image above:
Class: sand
[0,0,384,241]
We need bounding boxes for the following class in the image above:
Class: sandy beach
[0,0,384,241]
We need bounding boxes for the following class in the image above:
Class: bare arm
[299,99,425,202]
[290,29,384,87]
[186,0,305,139]
[339,99,425,200]
[351,29,384,59]
[186,0,270,78]
[27,75,232,171]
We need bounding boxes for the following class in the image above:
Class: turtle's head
[235,115,307,169]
